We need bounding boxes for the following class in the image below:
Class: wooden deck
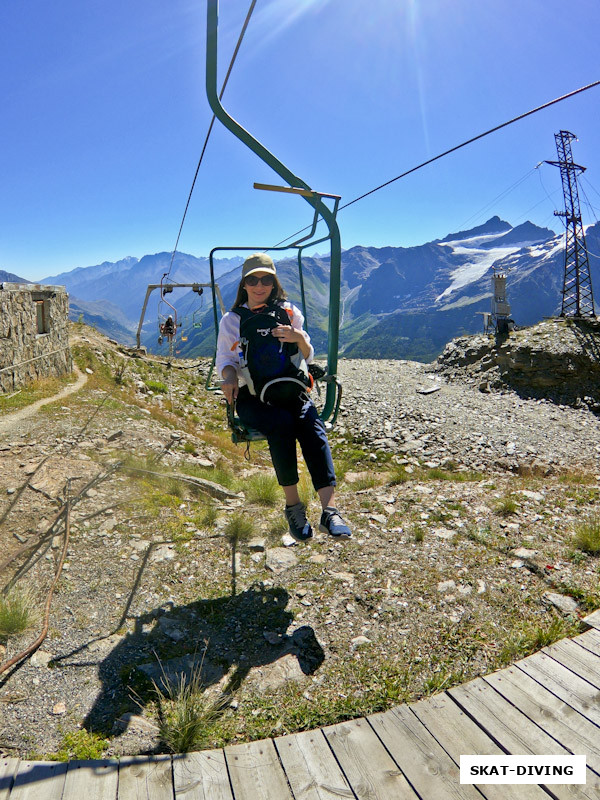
[2,610,599,800]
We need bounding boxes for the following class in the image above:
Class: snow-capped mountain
[21,216,600,361]
[342,217,599,361]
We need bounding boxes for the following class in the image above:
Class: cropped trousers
[236,386,336,491]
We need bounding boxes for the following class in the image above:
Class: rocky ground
[0,321,599,759]
[433,315,600,413]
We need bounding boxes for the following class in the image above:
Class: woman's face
[244,271,275,308]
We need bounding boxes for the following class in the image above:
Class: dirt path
[0,367,88,435]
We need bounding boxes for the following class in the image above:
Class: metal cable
[580,183,600,225]
[164,0,258,282]
[270,80,600,250]
[0,346,70,374]
[455,167,538,231]
[0,492,72,676]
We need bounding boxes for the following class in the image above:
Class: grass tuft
[573,516,600,555]
[153,664,223,753]
[196,504,219,530]
[244,473,280,507]
[425,467,484,483]
[494,495,519,516]
[413,526,425,543]
[499,616,579,664]
[350,474,382,491]
[559,470,596,486]
[224,514,255,545]
[145,379,169,394]
[388,467,411,485]
[0,588,38,638]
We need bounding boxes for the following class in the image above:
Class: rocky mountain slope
[0,270,28,283]
[0,321,599,758]
[29,217,600,362]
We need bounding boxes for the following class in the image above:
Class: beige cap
[241,253,276,279]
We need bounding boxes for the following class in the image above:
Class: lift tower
[546,130,595,317]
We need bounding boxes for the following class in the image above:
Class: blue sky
[2,0,599,281]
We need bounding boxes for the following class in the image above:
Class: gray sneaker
[284,502,313,542]
[319,507,352,539]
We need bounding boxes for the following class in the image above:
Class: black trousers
[236,387,336,490]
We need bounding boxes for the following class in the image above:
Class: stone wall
[0,283,72,393]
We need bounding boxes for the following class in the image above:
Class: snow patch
[540,240,564,260]
[441,232,509,248]
[436,246,518,301]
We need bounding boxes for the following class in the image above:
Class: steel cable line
[164,0,258,282]
[581,174,600,205]
[580,183,600,224]
[578,183,600,261]
[455,166,538,231]
[270,80,600,250]
[535,163,562,213]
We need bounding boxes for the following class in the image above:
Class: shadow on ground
[74,582,324,738]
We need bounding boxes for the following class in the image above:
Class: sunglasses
[245,274,275,287]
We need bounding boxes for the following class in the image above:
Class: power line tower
[546,130,595,317]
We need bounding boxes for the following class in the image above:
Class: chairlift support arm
[206,0,342,421]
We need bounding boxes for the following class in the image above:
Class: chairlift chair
[205,0,343,445]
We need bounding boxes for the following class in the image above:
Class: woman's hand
[221,366,239,405]
[272,324,301,344]
[273,325,311,359]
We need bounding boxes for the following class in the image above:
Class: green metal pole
[206,0,340,420]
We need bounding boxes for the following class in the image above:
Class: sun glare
[255,0,334,46]
[407,0,431,154]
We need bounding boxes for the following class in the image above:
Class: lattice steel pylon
[546,130,595,317]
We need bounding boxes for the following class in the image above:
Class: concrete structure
[0,282,71,393]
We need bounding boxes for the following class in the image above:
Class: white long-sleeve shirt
[216,301,314,386]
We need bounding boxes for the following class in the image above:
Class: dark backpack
[233,303,311,406]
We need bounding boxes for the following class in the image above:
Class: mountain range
[5,216,600,362]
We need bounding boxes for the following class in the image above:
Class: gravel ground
[1,327,599,759]
[336,357,600,473]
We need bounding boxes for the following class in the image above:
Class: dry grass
[0,587,39,638]
[573,516,600,555]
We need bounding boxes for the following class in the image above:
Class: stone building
[0,282,72,393]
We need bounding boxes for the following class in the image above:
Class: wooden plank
[543,638,600,689]
[323,716,419,799]
[484,666,600,776]
[0,759,19,800]
[62,760,118,800]
[369,706,482,800]
[411,693,547,800]
[582,609,600,630]
[449,677,570,756]
[225,739,293,800]
[117,755,173,800]
[274,729,354,800]
[173,750,233,800]
[449,677,600,800]
[8,761,67,800]
[517,650,600,727]
[571,627,600,656]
